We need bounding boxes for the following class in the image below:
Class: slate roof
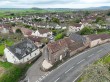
[69,33,87,43]
[8,39,38,60]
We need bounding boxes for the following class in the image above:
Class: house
[106,25,110,30]
[42,37,87,70]
[32,29,52,38]
[68,42,86,56]
[28,36,45,48]
[69,33,89,56]
[69,33,89,47]
[0,24,12,34]
[87,34,110,47]
[68,24,84,33]
[43,38,72,65]
[21,27,33,37]
[43,36,88,65]
[4,39,40,64]
[60,23,67,29]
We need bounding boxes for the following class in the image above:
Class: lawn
[0,61,29,82]
[0,40,13,56]
[0,67,5,77]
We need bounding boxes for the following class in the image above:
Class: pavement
[39,42,110,82]
[20,55,49,82]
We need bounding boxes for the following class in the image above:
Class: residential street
[40,42,110,82]
[21,42,110,82]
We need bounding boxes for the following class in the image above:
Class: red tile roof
[88,34,110,41]
[68,42,84,52]
[47,37,73,54]
[38,29,51,34]
[28,36,44,42]
[21,28,32,35]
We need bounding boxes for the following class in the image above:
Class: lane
[40,43,110,82]
[61,48,109,82]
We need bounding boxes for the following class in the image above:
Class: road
[39,43,110,82]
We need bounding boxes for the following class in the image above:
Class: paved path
[20,55,49,82]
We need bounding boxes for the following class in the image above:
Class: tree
[80,26,94,35]
[41,38,49,44]
[15,29,22,34]
[55,33,64,41]
[84,11,90,16]
[52,17,60,25]
[32,18,42,22]
[10,13,15,16]
[74,18,81,23]
[107,11,110,16]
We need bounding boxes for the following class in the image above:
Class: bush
[15,29,22,34]
[0,66,23,82]
[0,62,29,82]
[80,27,94,35]
[55,33,64,41]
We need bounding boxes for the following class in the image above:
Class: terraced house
[43,34,89,65]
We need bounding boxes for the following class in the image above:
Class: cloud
[0,0,110,8]
[80,0,110,3]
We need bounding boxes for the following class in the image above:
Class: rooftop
[8,39,38,60]
[88,34,110,41]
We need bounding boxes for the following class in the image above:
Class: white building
[32,29,52,38]
[69,24,84,33]
[4,39,40,64]
[0,24,10,34]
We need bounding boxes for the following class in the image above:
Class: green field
[0,9,49,18]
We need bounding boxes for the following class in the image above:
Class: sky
[0,0,110,8]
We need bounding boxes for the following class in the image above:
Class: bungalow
[32,29,52,38]
[68,24,84,33]
[4,39,40,64]
[87,34,110,47]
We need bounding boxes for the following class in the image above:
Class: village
[0,9,110,82]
